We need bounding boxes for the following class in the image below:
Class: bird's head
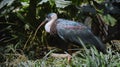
[39,13,57,27]
[46,13,57,21]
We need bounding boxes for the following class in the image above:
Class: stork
[39,13,107,54]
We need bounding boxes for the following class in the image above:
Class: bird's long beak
[34,19,48,33]
[38,19,48,28]
[32,19,47,41]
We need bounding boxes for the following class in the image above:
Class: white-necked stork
[39,13,107,54]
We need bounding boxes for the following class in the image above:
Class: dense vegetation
[0,0,120,66]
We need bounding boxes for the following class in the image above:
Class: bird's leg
[50,53,72,63]
[68,44,73,55]
[64,51,72,63]
[67,53,72,63]
[49,44,76,63]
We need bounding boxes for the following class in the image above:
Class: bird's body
[41,13,106,53]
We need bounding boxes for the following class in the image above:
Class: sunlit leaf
[103,14,117,26]
[99,14,117,26]
[96,0,104,3]
[49,0,55,7]
[25,24,30,30]
[0,0,15,9]
[38,0,71,8]
[38,0,48,5]
[21,2,29,7]
[55,0,71,8]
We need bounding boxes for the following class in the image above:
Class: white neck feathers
[45,19,55,32]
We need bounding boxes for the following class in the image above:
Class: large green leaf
[103,14,117,26]
[55,0,71,8]
[38,0,48,5]
[99,14,117,26]
[0,0,15,9]
[38,0,71,8]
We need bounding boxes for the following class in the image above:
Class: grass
[1,38,120,67]
[2,45,120,67]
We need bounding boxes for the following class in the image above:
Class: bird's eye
[46,14,51,19]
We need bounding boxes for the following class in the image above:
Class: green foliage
[95,13,117,26]
[0,0,15,9]
[0,0,120,66]
[7,47,120,67]
[38,0,71,8]
[103,14,117,26]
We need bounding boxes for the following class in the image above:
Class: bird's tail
[88,36,107,54]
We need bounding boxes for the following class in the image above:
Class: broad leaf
[55,0,71,8]
[0,0,15,9]
[38,0,48,5]
[99,14,117,26]
[103,14,117,26]
[38,0,71,8]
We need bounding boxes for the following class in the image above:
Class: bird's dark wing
[56,19,106,53]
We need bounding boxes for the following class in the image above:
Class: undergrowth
[1,45,120,67]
